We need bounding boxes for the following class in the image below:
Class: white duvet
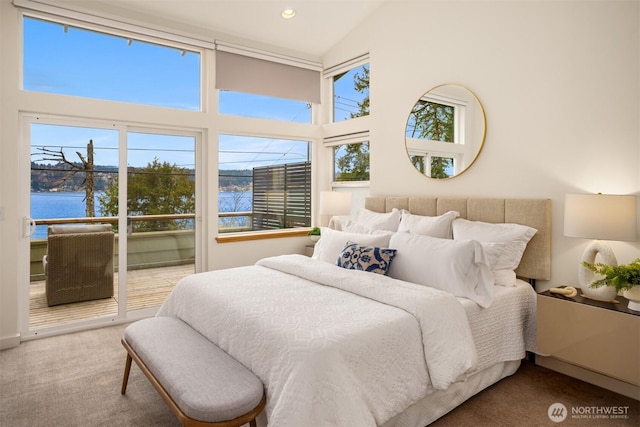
[157,254,478,426]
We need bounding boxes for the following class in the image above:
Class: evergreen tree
[98,158,194,232]
[407,100,455,178]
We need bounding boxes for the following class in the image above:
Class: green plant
[582,258,640,291]
[308,227,321,236]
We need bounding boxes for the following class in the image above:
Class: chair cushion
[124,316,264,423]
[48,224,112,234]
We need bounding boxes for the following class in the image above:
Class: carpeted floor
[0,323,638,426]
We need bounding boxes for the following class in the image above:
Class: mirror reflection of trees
[406,85,486,180]
[407,100,455,178]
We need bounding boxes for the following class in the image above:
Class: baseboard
[536,356,640,401]
[0,333,21,350]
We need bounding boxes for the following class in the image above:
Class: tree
[335,142,370,181]
[350,65,370,119]
[98,158,195,232]
[34,140,97,217]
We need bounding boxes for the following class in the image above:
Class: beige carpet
[0,323,178,427]
[1,323,638,426]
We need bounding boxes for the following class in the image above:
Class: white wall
[1,0,22,349]
[323,0,640,290]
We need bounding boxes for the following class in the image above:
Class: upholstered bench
[121,316,266,427]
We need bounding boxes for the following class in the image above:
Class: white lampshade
[564,193,637,241]
[564,193,637,301]
[319,191,352,230]
[319,191,352,216]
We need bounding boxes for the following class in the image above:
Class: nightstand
[537,288,640,399]
[304,244,315,257]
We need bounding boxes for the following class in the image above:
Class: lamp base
[578,240,619,302]
[327,216,343,231]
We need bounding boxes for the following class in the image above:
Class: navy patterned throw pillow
[336,241,397,275]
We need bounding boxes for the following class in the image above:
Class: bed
[157,196,551,427]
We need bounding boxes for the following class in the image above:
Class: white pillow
[343,220,377,234]
[452,219,537,272]
[397,210,459,238]
[312,227,393,264]
[387,232,494,308]
[492,269,517,287]
[354,208,401,232]
[477,241,517,287]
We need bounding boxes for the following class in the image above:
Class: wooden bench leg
[121,353,132,395]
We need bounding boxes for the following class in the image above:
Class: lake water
[31,191,252,238]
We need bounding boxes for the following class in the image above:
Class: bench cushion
[124,316,264,423]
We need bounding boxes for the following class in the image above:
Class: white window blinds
[216,51,321,104]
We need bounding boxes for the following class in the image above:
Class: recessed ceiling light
[281,8,296,19]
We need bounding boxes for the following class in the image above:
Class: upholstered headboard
[364,196,551,281]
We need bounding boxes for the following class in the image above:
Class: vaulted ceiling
[54,0,386,58]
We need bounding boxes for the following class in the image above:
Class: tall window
[216,49,319,234]
[331,63,369,122]
[23,16,201,110]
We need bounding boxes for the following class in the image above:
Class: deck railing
[28,211,274,281]
[30,213,244,282]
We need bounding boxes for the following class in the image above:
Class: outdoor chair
[42,224,115,306]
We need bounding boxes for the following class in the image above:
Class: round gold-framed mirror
[405,84,486,179]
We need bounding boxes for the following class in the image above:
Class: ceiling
[54,0,386,58]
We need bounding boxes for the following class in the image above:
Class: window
[333,142,370,182]
[23,16,201,110]
[331,63,369,122]
[324,132,370,183]
[219,91,311,123]
[218,135,311,233]
[215,49,319,235]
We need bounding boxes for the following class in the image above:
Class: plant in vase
[308,227,321,242]
[582,258,640,311]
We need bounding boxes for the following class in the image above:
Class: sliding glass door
[23,117,200,336]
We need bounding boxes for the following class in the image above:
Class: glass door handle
[24,217,36,238]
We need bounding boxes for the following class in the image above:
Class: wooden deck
[29,264,194,329]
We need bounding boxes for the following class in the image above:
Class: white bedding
[461,279,537,371]
[157,255,536,426]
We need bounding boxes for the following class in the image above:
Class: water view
[30,191,252,238]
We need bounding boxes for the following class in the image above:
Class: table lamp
[564,193,637,301]
[319,191,352,230]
